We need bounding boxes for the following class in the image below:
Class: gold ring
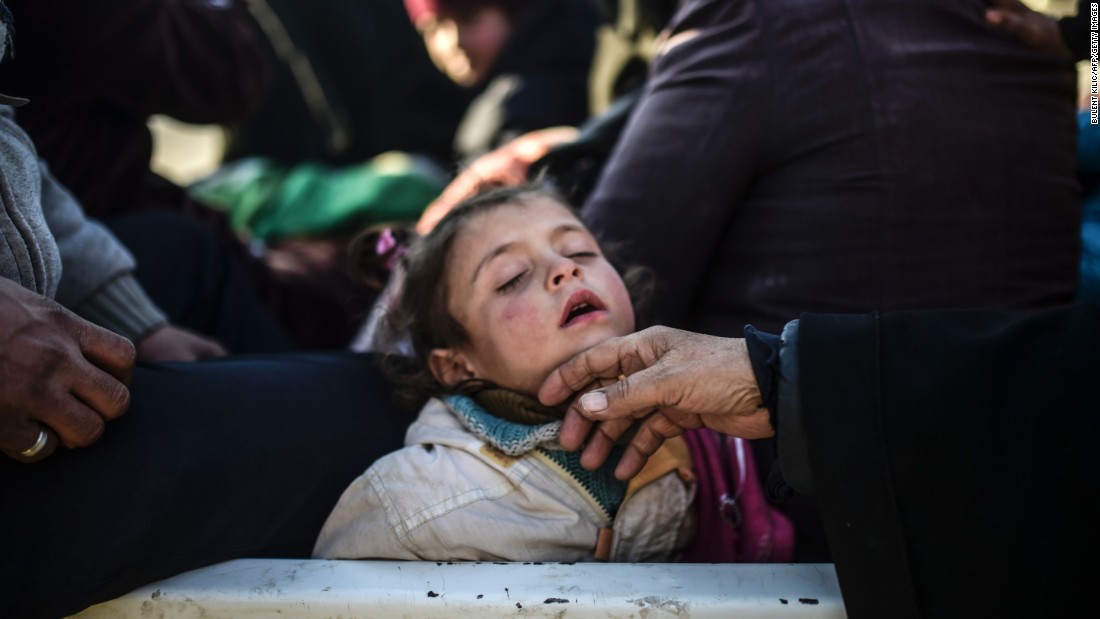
[20,429,48,458]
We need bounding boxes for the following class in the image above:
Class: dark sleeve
[14,0,271,122]
[796,303,1100,618]
[1059,0,1090,62]
[742,324,780,415]
[745,321,815,502]
[581,0,768,327]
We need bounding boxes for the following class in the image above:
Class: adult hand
[0,278,135,463]
[538,326,773,480]
[136,324,227,362]
[416,126,579,234]
[984,0,1073,60]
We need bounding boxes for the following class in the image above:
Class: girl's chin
[505,328,634,397]
[569,323,630,347]
[549,328,629,369]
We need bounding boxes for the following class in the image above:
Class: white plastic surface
[72,559,846,618]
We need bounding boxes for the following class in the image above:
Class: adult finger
[572,363,681,423]
[578,426,616,470]
[1,423,58,463]
[35,394,108,449]
[69,358,131,422]
[540,326,686,406]
[71,311,136,384]
[558,370,633,451]
[203,339,229,358]
[539,335,636,406]
[577,417,635,470]
[559,407,595,451]
[614,447,651,482]
[173,334,227,362]
[613,412,692,480]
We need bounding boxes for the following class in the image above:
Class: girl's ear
[428,348,477,389]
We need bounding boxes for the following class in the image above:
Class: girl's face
[429,198,635,396]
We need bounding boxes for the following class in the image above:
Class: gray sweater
[1,102,165,340]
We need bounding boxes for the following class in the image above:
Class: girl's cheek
[499,298,542,327]
[499,299,557,350]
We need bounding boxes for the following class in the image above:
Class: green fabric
[190,152,446,241]
[537,445,627,519]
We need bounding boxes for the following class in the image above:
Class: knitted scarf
[442,391,628,518]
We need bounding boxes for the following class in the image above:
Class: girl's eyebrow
[550,222,587,240]
[471,223,591,284]
[472,242,517,284]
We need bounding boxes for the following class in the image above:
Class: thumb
[574,365,675,422]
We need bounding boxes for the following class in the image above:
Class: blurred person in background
[0,0,381,349]
[406,0,601,162]
[226,0,468,167]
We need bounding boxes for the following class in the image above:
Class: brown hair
[354,184,653,409]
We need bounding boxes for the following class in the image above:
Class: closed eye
[568,252,598,259]
[496,270,528,293]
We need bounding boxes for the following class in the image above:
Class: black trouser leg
[0,353,409,618]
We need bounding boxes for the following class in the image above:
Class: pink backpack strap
[679,429,795,563]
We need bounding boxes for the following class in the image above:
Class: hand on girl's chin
[548,323,630,379]
[490,329,625,398]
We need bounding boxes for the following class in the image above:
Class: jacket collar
[442,394,562,457]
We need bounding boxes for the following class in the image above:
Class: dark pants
[0,353,409,618]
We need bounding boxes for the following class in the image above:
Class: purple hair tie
[376,228,409,271]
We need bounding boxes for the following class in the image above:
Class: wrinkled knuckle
[621,355,646,376]
[118,337,137,367]
[614,377,632,401]
[653,413,685,438]
[635,427,662,456]
[103,325,137,366]
[22,373,49,400]
[565,361,593,390]
[105,382,131,418]
[651,325,676,341]
[44,302,72,327]
[35,343,68,380]
[613,381,643,418]
[68,412,105,447]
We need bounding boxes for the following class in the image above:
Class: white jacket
[314,396,696,562]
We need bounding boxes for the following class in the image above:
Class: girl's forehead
[448,198,592,275]
[465,197,583,231]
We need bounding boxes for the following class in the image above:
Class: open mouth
[560,290,607,327]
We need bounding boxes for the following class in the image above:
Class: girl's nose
[549,258,582,288]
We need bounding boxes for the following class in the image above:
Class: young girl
[313,186,698,562]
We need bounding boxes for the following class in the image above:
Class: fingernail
[580,391,609,413]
